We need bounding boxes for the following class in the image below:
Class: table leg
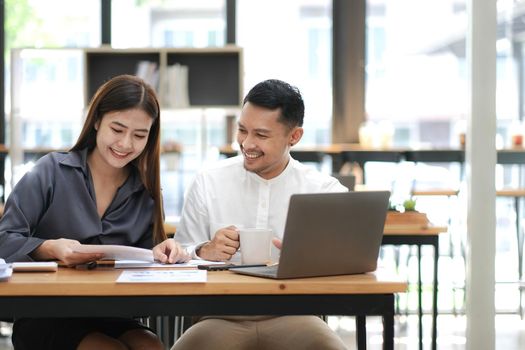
[382,296,395,350]
[381,236,440,350]
[331,153,345,173]
[356,315,367,350]
[515,197,524,318]
[432,240,439,350]
[418,245,423,350]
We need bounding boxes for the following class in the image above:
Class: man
[154,79,348,350]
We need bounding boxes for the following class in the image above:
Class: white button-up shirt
[176,156,348,259]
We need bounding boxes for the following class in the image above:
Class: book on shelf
[165,63,190,108]
[135,60,159,92]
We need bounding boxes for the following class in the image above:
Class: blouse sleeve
[0,156,55,262]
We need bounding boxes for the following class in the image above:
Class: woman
[0,74,189,349]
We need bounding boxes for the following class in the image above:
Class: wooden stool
[411,189,459,197]
[497,189,525,317]
[410,188,464,315]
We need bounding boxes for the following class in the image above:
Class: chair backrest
[332,173,356,191]
[497,150,525,165]
[404,150,464,190]
[342,150,404,163]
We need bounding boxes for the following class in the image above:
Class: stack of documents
[0,258,13,281]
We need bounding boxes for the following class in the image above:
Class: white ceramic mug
[239,228,273,265]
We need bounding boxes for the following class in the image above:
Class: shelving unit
[165,49,241,106]
[85,49,162,102]
[84,46,243,107]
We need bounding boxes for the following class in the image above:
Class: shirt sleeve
[175,173,211,259]
[324,177,350,193]
[0,157,54,262]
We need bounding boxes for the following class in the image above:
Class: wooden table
[382,226,447,350]
[0,267,406,350]
[218,145,336,169]
[219,144,525,172]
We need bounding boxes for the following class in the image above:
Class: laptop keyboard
[235,265,278,278]
[250,265,278,275]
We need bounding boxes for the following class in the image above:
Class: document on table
[0,258,13,281]
[71,245,225,268]
[116,269,207,283]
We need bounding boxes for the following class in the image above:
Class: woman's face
[93,108,153,169]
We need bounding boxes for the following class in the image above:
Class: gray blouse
[0,148,155,262]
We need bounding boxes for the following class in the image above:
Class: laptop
[231,190,390,279]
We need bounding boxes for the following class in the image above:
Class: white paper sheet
[116,269,207,283]
[73,245,154,262]
[0,258,13,281]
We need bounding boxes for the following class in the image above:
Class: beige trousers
[171,316,348,350]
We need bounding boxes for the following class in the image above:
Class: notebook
[231,190,390,279]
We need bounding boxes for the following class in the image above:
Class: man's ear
[289,127,304,146]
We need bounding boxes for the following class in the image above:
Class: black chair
[332,173,356,191]
[403,149,464,193]
[290,150,325,170]
[341,149,404,184]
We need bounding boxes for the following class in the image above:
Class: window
[365,0,467,148]
[237,0,332,145]
[5,0,100,195]
[112,0,226,48]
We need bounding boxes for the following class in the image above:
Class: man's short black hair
[243,79,304,128]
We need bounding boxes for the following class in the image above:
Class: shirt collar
[59,148,89,175]
[244,155,293,184]
[59,148,144,193]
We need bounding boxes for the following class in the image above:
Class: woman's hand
[153,239,191,264]
[31,238,103,266]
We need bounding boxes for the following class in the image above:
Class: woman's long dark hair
[71,74,166,244]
